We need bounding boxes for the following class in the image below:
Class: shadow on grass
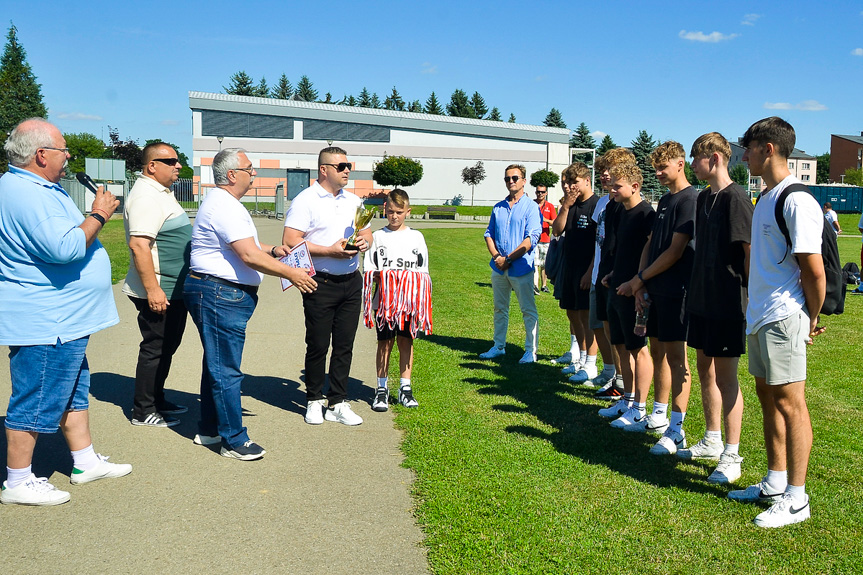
[424,332,726,497]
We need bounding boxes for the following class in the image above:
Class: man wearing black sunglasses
[284,146,372,426]
[122,142,192,428]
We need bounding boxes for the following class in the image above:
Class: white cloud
[763,100,827,111]
[741,13,761,26]
[160,119,180,126]
[852,48,863,56]
[55,112,103,121]
[421,62,437,74]
[679,30,739,43]
[591,131,607,139]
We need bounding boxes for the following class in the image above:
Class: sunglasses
[152,158,181,166]
[323,162,352,172]
[504,175,521,183]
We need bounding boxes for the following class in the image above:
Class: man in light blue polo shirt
[481,164,542,363]
[0,118,131,506]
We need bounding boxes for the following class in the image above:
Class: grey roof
[188,91,571,144]
[834,134,863,145]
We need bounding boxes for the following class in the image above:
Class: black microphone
[75,172,99,193]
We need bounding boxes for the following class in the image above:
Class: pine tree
[295,75,318,102]
[424,92,443,115]
[0,23,48,171]
[321,92,333,104]
[270,74,293,99]
[508,113,516,123]
[596,134,617,157]
[254,76,269,98]
[384,86,405,111]
[570,122,596,165]
[223,70,256,95]
[370,93,382,109]
[447,89,476,118]
[631,130,662,198]
[543,108,567,129]
[408,100,423,113]
[488,107,502,121]
[347,95,358,107]
[358,87,372,107]
[469,92,488,119]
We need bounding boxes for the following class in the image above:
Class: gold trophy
[345,204,377,251]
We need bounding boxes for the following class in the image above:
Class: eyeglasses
[322,162,352,172]
[41,146,69,154]
[232,166,254,175]
[152,158,181,166]
[504,175,521,183]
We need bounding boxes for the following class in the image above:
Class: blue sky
[7,1,863,160]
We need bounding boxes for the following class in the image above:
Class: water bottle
[634,293,650,337]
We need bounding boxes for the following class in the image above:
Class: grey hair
[212,147,244,186]
[4,117,55,167]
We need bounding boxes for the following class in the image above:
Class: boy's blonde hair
[609,162,643,186]
[386,188,410,209]
[650,140,686,168]
[690,132,732,162]
[564,161,591,182]
[596,147,637,172]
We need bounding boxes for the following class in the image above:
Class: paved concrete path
[0,217,428,574]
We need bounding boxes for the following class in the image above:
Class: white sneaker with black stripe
[372,387,389,412]
[131,413,179,428]
[399,386,418,408]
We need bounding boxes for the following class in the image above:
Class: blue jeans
[5,337,90,434]
[183,274,257,448]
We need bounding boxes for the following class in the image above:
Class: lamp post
[217,136,224,151]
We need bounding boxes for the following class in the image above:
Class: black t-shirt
[645,187,697,297]
[563,194,600,276]
[597,199,623,282]
[609,200,655,290]
[687,183,753,320]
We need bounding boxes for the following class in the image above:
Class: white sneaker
[610,406,646,429]
[569,364,598,384]
[70,454,132,485]
[753,492,810,528]
[623,412,669,434]
[551,351,572,365]
[707,452,743,484]
[676,436,723,460]
[193,433,221,446]
[598,399,628,419]
[372,387,389,412]
[479,346,505,359]
[305,399,326,425]
[649,428,687,455]
[727,479,784,503]
[561,362,581,375]
[325,401,363,426]
[1,474,70,506]
[518,350,536,364]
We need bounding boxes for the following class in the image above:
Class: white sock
[634,402,646,415]
[71,444,99,471]
[624,392,635,407]
[723,443,739,456]
[786,483,807,503]
[569,336,579,358]
[6,465,32,489]
[651,402,668,419]
[706,429,722,442]
[669,410,685,431]
[766,469,788,493]
[400,378,411,389]
[377,377,388,389]
[584,355,597,369]
[579,351,587,366]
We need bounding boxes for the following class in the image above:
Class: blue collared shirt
[484,192,541,277]
[0,167,118,345]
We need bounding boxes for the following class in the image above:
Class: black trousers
[301,272,362,404]
[130,296,188,419]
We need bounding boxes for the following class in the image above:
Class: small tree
[508,113,516,123]
[373,155,424,188]
[270,74,293,99]
[447,89,476,118]
[461,161,486,206]
[384,86,405,111]
[729,163,749,187]
[370,93,382,108]
[469,91,488,119]
[224,70,256,95]
[424,91,443,115]
[408,100,423,113]
[295,75,318,102]
[529,169,559,190]
[488,107,502,121]
[358,87,372,107]
[631,130,661,200]
[254,76,269,98]
[596,134,616,157]
[543,108,566,129]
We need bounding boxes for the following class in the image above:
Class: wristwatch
[505,256,512,265]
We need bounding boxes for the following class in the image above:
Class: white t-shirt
[746,176,823,333]
[590,194,611,286]
[284,181,366,275]
[190,187,264,286]
[363,226,429,273]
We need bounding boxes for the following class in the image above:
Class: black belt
[315,271,359,283]
[189,272,259,295]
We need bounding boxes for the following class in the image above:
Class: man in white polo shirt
[283,146,372,426]
[123,142,192,428]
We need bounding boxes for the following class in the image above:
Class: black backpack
[761,183,845,315]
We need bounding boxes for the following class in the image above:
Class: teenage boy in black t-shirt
[598,163,655,426]
[676,132,753,486]
[617,142,696,447]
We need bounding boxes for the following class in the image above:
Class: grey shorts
[536,242,549,267]
[747,309,808,385]
[588,286,603,331]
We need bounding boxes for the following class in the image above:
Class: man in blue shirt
[0,118,131,506]
[481,164,542,363]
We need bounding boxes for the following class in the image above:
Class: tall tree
[570,122,596,165]
[370,93,382,109]
[816,152,830,184]
[254,77,269,98]
[508,113,516,123]
[0,23,48,171]
[295,75,318,102]
[469,92,488,119]
[223,70,256,95]
[447,89,476,118]
[64,132,105,174]
[488,107,502,121]
[596,134,617,157]
[346,95,357,107]
[408,100,423,113]
[631,130,661,198]
[424,91,443,115]
[102,127,142,174]
[384,86,405,111]
[271,74,293,99]
[543,108,567,129]
[358,87,372,107]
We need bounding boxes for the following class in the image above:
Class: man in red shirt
[534,185,557,294]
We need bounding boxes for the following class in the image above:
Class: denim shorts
[5,337,91,434]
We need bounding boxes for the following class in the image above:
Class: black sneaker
[156,401,188,415]
[220,440,266,461]
[541,286,550,293]
[131,413,180,427]
[399,386,419,408]
[372,387,389,412]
